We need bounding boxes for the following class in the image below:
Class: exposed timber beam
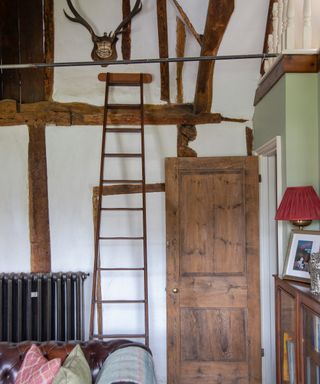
[0,100,226,126]
[122,0,132,60]
[44,0,54,100]
[176,17,186,104]
[193,0,234,114]
[156,0,170,102]
[246,127,253,156]
[28,122,51,273]
[171,0,202,46]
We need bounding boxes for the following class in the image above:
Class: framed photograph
[283,230,320,283]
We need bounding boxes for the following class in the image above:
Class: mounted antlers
[64,0,142,61]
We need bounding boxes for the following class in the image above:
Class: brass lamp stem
[291,219,312,230]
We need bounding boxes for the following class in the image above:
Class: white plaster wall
[0,126,29,272]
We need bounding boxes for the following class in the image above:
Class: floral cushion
[15,344,61,384]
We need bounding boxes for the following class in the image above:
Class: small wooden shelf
[275,276,320,383]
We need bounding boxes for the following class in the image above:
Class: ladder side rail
[140,74,149,347]
[90,73,111,338]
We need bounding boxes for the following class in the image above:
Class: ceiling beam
[0,100,227,126]
[193,0,234,114]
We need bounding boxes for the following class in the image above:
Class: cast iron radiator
[0,272,88,342]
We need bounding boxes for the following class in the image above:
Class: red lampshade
[275,186,320,221]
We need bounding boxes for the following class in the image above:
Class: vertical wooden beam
[19,0,45,102]
[177,124,197,157]
[193,0,234,114]
[156,0,170,102]
[246,127,253,156]
[176,17,186,104]
[44,0,54,100]
[0,0,20,101]
[28,122,51,273]
[122,0,132,60]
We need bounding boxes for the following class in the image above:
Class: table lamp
[275,186,320,230]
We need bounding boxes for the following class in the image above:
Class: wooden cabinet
[275,276,320,383]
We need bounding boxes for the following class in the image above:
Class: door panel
[166,157,261,384]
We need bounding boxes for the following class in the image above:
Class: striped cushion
[15,344,61,384]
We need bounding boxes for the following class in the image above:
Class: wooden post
[28,122,51,272]
[176,17,186,104]
[44,0,54,100]
[156,0,170,102]
[193,0,234,114]
[122,0,132,60]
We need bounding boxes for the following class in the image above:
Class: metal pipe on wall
[0,53,278,70]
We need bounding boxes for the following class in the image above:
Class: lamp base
[291,219,312,230]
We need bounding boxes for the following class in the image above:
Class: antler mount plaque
[64,0,142,62]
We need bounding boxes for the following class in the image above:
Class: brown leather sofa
[0,339,150,383]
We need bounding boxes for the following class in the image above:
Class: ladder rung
[99,237,144,240]
[104,153,142,158]
[101,208,143,211]
[98,268,144,271]
[96,300,145,304]
[105,128,142,133]
[98,72,152,84]
[92,333,146,339]
[106,104,141,110]
[102,179,143,184]
[108,82,141,87]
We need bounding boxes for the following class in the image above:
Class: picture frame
[283,230,320,283]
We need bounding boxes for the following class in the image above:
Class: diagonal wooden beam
[156,0,170,102]
[193,0,234,114]
[28,122,51,273]
[171,0,202,46]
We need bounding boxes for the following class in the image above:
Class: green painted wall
[253,73,320,192]
[253,77,286,149]
[285,74,319,188]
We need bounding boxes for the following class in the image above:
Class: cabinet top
[275,276,320,304]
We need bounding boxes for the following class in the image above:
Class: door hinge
[258,174,262,183]
[261,348,264,357]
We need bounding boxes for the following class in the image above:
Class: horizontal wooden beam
[98,72,152,84]
[93,183,165,196]
[254,53,320,105]
[0,100,225,126]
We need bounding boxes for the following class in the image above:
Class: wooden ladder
[89,73,152,346]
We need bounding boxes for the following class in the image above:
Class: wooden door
[166,157,261,384]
